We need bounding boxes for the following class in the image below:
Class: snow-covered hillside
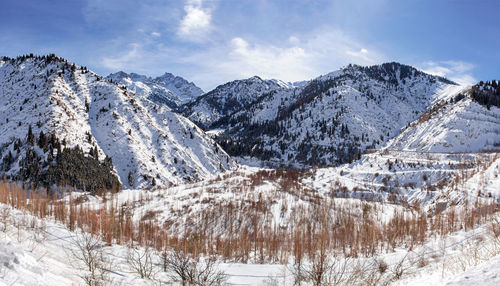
[107,71,203,109]
[387,96,500,152]
[181,76,293,128]
[212,63,461,167]
[1,56,500,285]
[0,55,234,189]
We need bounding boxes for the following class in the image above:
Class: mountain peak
[106,71,203,108]
[192,61,463,167]
[248,75,263,81]
[110,71,129,78]
[157,72,175,79]
[339,62,457,86]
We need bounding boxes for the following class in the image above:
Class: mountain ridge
[107,70,204,109]
[202,62,462,167]
[0,54,234,189]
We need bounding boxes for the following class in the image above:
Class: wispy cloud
[100,43,169,72]
[177,0,212,42]
[79,1,478,90]
[180,28,386,89]
[346,48,371,63]
[421,60,476,85]
[101,43,142,70]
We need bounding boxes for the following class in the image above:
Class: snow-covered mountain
[209,63,461,167]
[107,71,204,109]
[2,56,500,286]
[181,76,294,128]
[0,55,233,189]
[387,92,500,152]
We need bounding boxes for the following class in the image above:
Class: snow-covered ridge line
[180,75,295,128]
[387,94,500,153]
[209,62,463,167]
[106,71,204,109]
[0,54,234,189]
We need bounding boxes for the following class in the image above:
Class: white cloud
[151,32,161,37]
[346,48,372,63]
[101,43,141,70]
[231,37,249,51]
[177,0,212,41]
[100,43,169,73]
[421,60,476,85]
[288,36,300,45]
[180,28,386,89]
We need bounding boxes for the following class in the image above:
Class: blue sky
[1,0,499,90]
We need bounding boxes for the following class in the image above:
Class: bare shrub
[288,261,307,285]
[69,231,111,286]
[164,249,227,286]
[488,217,500,254]
[126,245,156,279]
[291,251,352,286]
[0,206,10,232]
[387,253,412,282]
[350,259,388,286]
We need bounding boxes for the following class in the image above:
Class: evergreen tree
[27,125,35,145]
[38,131,47,150]
[128,171,134,187]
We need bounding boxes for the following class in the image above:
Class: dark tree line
[355,62,455,86]
[470,80,500,109]
[210,62,450,168]
[44,146,119,194]
[1,126,120,194]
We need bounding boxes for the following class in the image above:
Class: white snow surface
[444,255,500,286]
[0,202,288,285]
[0,56,234,189]
[388,97,500,152]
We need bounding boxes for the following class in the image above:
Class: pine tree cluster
[470,80,500,109]
[1,125,120,194]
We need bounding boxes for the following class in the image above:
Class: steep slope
[387,91,500,152]
[0,55,233,189]
[107,71,203,109]
[213,63,460,167]
[181,76,293,128]
[303,81,500,208]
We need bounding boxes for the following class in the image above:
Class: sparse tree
[165,250,227,286]
[68,231,111,286]
[27,124,35,145]
[126,245,156,279]
[128,171,134,187]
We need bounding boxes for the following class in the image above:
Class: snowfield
[388,97,500,153]
[2,197,500,286]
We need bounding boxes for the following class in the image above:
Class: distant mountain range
[185,63,466,167]
[107,71,204,109]
[1,54,499,189]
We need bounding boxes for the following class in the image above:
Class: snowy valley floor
[0,149,499,285]
[2,197,500,285]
